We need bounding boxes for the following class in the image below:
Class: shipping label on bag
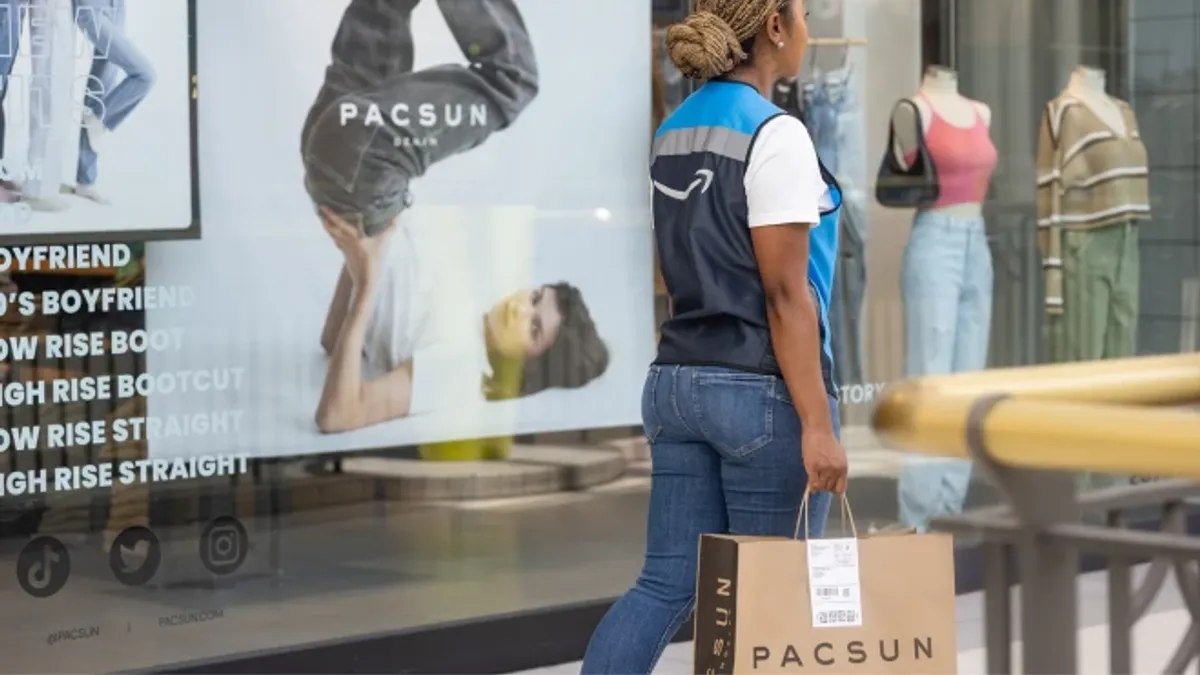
[806,537,863,628]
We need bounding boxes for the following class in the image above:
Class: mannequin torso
[891,66,993,218]
[1063,66,1126,136]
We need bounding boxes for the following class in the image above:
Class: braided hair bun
[665,11,745,80]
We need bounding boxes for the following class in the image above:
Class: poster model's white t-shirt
[360,219,490,415]
[744,115,835,228]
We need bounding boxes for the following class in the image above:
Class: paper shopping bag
[693,507,957,673]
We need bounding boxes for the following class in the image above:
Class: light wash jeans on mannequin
[803,66,867,389]
[897,212,993,531]
[74,0,155,186]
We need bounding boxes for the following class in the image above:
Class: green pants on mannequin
[1049,221,1139,363]
[1048,220,1140,491]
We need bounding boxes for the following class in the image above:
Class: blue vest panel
[650,80,841,397]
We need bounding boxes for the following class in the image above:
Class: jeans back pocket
[691,370,775,459]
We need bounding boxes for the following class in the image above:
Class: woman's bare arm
[750,223,834,434]
[321,266,353,355]
[314,278,415,433]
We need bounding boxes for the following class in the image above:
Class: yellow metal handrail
[872,353,1200,478]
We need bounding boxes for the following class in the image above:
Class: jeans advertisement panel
[0,0,195,240]
[144,0,654,459]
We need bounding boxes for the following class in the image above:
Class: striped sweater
[1035,95,1150,315]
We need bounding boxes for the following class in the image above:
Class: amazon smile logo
[652,169,713,200]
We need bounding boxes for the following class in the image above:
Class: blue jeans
[803,67,867,390]
[897,212,993,531]
[74,0,155,185]
[0,0,20,160]
[0,0,54,173]
[581,365,836,674]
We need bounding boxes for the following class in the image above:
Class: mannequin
[1037,65,1150,494]
[1036,65,1148,361]
[891,65,998,532]
[890,66,993,218]
[1064,66,1125,134]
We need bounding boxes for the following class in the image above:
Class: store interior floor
[0,442,1000,673]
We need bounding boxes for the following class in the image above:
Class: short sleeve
[408,340,488,416]
[743,115,827,228]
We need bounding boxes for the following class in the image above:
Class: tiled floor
[510,566,1193,674]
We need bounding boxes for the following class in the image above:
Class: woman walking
[581,1,847,672]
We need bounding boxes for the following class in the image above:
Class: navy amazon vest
[650,79,841,397]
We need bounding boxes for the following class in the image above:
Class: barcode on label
[815,609,859,625]
[815,586,852,599]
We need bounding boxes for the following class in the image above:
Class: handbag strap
[885,99,928,170]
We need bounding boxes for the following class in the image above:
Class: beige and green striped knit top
[1035,94,1150,315]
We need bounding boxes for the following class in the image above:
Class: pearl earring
[776,40,785,49]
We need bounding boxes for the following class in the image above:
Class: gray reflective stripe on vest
[651,125,753,161]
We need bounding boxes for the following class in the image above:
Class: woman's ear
[765,11,786,45]
[768,11,787,48]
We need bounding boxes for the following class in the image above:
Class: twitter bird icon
[109,526,162,586]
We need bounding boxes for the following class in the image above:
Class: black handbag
[874,100,939,208]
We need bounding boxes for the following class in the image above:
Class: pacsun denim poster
[143,0,655,459]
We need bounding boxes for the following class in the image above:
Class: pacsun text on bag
[750,636,936,669]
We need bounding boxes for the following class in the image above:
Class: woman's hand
[803,429,848,494]
[319,206,393,288]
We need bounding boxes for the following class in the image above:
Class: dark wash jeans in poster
[301,0,539,235]
[803,67,867,391]
[581,365,836,674]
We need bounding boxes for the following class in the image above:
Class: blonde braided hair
[666,0,781,80]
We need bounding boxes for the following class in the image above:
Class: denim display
[897,212,993,531]
[73,0,156,186]
[0,0,54,181]
[830,200,865,389]
[300,0,539,236]
[581,365,836,674]
[802,66,867,389]
[0,0,18,162]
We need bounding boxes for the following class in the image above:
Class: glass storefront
[0,0,1195,672]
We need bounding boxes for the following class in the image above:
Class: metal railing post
[965,395,1079,674]
[980,542,1013,674]
[1010,471,1079,673]
[1106,511,1134,674]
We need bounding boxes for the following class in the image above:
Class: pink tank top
[906,92,998,207]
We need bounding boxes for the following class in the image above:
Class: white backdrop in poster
[144,0,654,459]
[0,0,192,237]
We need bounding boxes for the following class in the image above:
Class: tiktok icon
[16,536,70,599]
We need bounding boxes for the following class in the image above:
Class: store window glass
[4,0,654,671]
[3,0,1196,672]
[776,0,1196,534]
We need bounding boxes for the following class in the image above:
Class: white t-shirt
[744,115,834,228]
[360,218,490,415]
